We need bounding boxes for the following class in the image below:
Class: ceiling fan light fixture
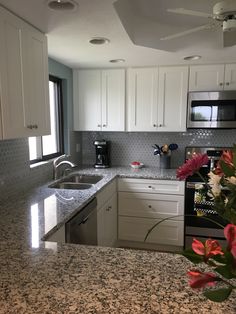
[223,18,236,31]
[183,55,202,61]
[89,37,110,45]
[46,0,78,11]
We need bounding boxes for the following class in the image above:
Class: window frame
[29,75,64,164]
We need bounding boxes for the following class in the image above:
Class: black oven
[184,147,229,248]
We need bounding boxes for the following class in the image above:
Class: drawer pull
[106,206,112,211]
[148,186,152,188]
[148,205,152,208]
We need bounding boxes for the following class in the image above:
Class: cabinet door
[0,7,50,139]
[127,68,158,131]
[101,69,125,131]
[118,216,184,246]
[73,69,102,131]
[97,193,117,247]
[158,66,188,132]
[21,26,50,136]
[189,65,225,91]
[224,64,236,90]
[104,193,117,247]
[0,8,27,139]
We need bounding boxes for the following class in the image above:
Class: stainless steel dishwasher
[65,198,97,245]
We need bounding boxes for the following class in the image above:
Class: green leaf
[182,249,203,264]
[212,254,227,264]
[215,265,236,279]
[219,160,235,177]
[204,287,232,302]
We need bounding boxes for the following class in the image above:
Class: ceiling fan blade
[223,30,236,47]
[160,24,211,41]
[167,8,212,19]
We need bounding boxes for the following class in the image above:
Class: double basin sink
[48,174,103,190]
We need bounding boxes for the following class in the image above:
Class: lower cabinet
[118,178,184,250]
[97,179,117,247]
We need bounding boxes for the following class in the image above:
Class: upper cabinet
[189,64,236,91]
[158,66,188,132]
[0,6,50,140]
[127,66,188,132]
[127,68,158,132]
[73,69,125,131]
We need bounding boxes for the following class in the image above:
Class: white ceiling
[0,0,236,68]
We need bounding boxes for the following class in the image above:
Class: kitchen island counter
[1,166,235,313]
[1,241,236,314]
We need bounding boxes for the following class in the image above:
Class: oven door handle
[186,182,204,189]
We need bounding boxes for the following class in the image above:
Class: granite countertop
[1,166,235,313]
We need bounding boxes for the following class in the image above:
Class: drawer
[118,192,184,219]
[97,179,117,209]
[118,178,184,195]
[118,216,184,246]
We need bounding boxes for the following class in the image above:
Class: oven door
[184,181,227,248]
[185,182,227,228]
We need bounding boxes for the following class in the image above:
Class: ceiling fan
[161,0,236,47]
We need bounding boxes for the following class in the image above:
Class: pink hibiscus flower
[192,238,224,262]
[187,270,218,289]
[224,224,236,251]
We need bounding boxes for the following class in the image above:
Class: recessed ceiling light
[47,0,78,11]
[89,37,110,45]
[183,55,202,61]
[109,59,125,63]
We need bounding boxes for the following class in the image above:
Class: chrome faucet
[53,155,77,180]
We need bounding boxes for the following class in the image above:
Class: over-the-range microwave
[187,90,236,129]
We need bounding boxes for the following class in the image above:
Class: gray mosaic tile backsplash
[81,129,236,168]
[1,129,236,201]
[0,138,53,201]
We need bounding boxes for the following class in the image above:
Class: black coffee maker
[94,140,110,168]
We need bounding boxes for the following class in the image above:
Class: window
[29,75,64,163]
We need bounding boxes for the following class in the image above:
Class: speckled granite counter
[0,166,235,313]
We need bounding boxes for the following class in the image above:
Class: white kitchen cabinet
[158,66,188,132]
[127,67,159,131]
[0,6,50,139]
[21,26,50,137]
[97,179,117,247]
[118,178,184,249]
[224,64,236,90]
[189,64,236,91]
[73,69,125,131]
[119,217,184,246]
[97,193,117,247]
[127,66,188,132]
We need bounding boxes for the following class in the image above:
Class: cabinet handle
[159,124,162,127]
[148,185,152,188]
[148,205,152,208]
[97,124,101,127]
[153,124,157,127]
[33,124,38,129]
[102,124,106,127]
[226,82,230,86]
[27,125,33,129]
[219,82,223,86]
[106,206,112,211]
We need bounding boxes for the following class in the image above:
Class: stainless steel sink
[49,182,93,190]
[48,174,103,190]
[63,174,103,184]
